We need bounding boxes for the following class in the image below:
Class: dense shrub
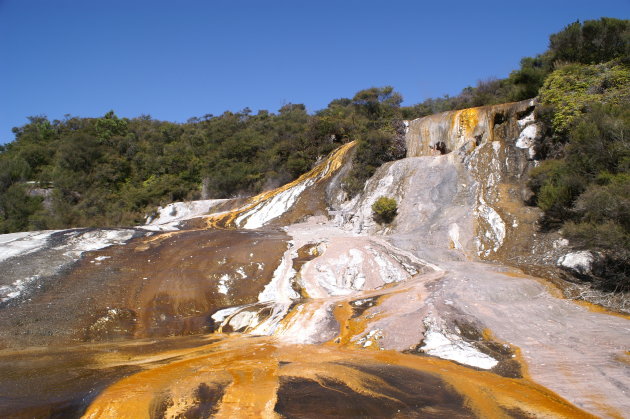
[339,87,407,197]
[514,18,630,293]
[548,18,630,65]
[529,160,585,225]
[538,61,629,132]
[573,173,630,230]
[561,173,630,273]
[372,196,398,224]
[529,102,629,290]
[343,127,406,197]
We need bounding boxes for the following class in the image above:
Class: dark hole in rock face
[475,134,483,146]
[494,112,507,126]
[434,141,449,155]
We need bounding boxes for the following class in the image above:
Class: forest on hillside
[1,18,628,289]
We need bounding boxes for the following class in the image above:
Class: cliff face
[404,99,537,158]
[410,99,545,262]
[339,99,564,268]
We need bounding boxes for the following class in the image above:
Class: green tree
[549,18,630,64]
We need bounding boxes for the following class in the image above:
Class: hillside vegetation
[1,18,628,292]
[0,93,403,231]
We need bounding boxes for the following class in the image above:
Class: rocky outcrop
[337,99,572,270]
[404,99,537,159]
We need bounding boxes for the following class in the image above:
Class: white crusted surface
[515,124,538,158]
[0,229,134,303]
[147,199,226,227]
[553,238,569,249]
[227,309,261,332]
[57,229,135,258]
[300,238,415,298]
[476,198,506,257]
[248,304,292,336]
[217,274,231,295]
[0,277,36,302]
[273,301,337,344]
[238,181,312,229]
[346,171,396,234]
[0,230,57,263]
[210,306,241,324]
[235,148,347,229]
[257,243,299,303]
[421,317,498,369]
[448,223,463,251]
[517,112,535,127]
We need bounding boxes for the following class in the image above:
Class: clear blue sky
[1,0,628,144]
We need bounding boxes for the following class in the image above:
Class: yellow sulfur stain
[457,107,480,139]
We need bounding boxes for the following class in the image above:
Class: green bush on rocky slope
[372,196,398,224]
[525,18,630,291]
[529,101,630,291]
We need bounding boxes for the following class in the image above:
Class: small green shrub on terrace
[372,196,398,224]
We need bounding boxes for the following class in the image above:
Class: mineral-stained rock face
[343,99,565,267]
[404,99,537,158]
[397,99,541,259]
[0,104,629,419]
[0,228,290,348]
